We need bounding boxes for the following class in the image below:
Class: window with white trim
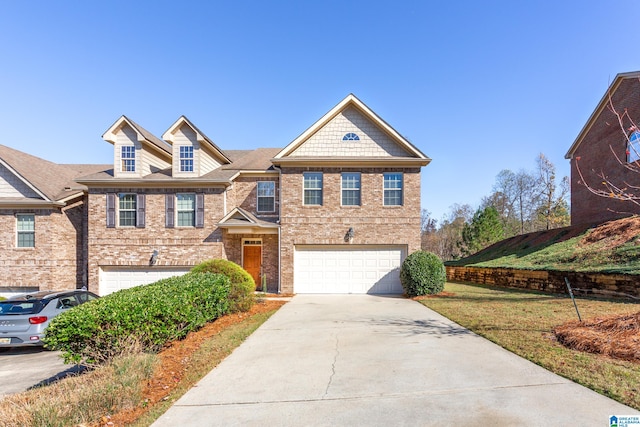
[16,214,35,248]
[628,130,640,163]
[180,146,194,172]
[177,193,196,226]
[118,193,137,226]
[341,172,361,206]
[121,146,135,172]
[257,181,275,212]
[343,132,360,141]
[303,172,323,206]
[383,173,403,206]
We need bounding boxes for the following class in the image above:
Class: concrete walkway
[152,295,638,426]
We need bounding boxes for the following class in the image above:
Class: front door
[243,244,262,288]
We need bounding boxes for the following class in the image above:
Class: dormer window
[342,132,360,141]
[121,146,135,172]
[180,146,194,172]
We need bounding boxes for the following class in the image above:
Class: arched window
[342,132,360,141]
[628,130,640,163]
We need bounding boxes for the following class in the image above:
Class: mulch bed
[93,299,287,427]
[554,311,640,363]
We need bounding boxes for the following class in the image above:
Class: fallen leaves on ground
[554,311,640,362]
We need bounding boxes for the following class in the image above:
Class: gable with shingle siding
[289,106,411,157]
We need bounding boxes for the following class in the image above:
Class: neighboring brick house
[566,71,640,225]
[2,94,430,296]
[0,144,108,297]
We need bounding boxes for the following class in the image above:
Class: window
[303,172,323,205]
[180,146,194,172]
[166,193,203,228]
[628,131,640,163]
[16,214,34,248]
[257,181,275,212]
[177,193,195,226]
[383,173,403,206]
[121,146,135,172]
[118,194,137,226]
[343,132,360,141]
[341,173,361,206]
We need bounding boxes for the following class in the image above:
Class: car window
[76,293,98,303]
[0,301,43,315]
[56,297,78,309]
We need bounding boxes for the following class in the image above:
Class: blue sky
[1,1,639,222]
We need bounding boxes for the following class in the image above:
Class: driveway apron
[152,295,638,426]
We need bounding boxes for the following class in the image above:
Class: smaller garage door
[294,245,406,294]
[99,267,191,296]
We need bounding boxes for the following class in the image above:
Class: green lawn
[446,221,640,274]
[417,282,640,410]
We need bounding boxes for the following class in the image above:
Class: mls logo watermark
[610,415,640,427]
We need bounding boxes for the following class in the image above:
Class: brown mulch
[580,216,640,249]
[94,298,287,427]
[554,311,640,363]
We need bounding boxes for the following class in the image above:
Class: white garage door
[99,267,191,296]
[294,245,406,294]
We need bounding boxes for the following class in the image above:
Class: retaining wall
[446,266,640,300]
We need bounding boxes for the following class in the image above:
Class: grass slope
[446,216,640,275]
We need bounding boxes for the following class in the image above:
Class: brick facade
[569,75,640,225]
[1,95,428,297]
[0,199,86,293]
[278,167,422,293]
[87,188,227,290]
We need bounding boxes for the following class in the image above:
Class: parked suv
[0,289,98,347]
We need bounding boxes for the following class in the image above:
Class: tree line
[422,153,569,260]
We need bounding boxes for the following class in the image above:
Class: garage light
[344,227,354,243]
[149,249,159,266]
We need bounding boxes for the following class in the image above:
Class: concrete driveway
[0,347,83,398]
[153,295,638,426]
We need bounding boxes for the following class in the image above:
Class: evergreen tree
[460,206,504,256]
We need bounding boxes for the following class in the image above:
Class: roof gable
[162,116,232,165]
[0,145,103,205]
[273,94,430,166]
[103,116,172,156]
[218,207,279,234]
[566,71,640,159]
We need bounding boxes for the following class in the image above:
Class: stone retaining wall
[446,266,640,300]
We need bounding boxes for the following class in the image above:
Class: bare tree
[535,153,570,230]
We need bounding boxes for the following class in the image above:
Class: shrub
[43,272,230,364]
[191,259,255,313]
[400,251,446,297]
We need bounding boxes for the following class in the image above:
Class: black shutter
[166,193,175,228]
[106,193,116,228]
[136,194,146,228]
[195,193,205,228]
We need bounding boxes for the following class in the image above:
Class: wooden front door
[243,245,262,288]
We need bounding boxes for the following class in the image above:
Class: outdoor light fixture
[344,227,355,243]
[149,249,159,266]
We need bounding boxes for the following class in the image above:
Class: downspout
[223,186,228,216]
[274,165,282,294]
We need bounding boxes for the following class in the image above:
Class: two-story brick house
[0,145,108,297]
[1,94,430,296]
[566,71,640,225]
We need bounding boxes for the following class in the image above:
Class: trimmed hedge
[191,259,255,312]
[43,272,230,364]
[400,251,446,297]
